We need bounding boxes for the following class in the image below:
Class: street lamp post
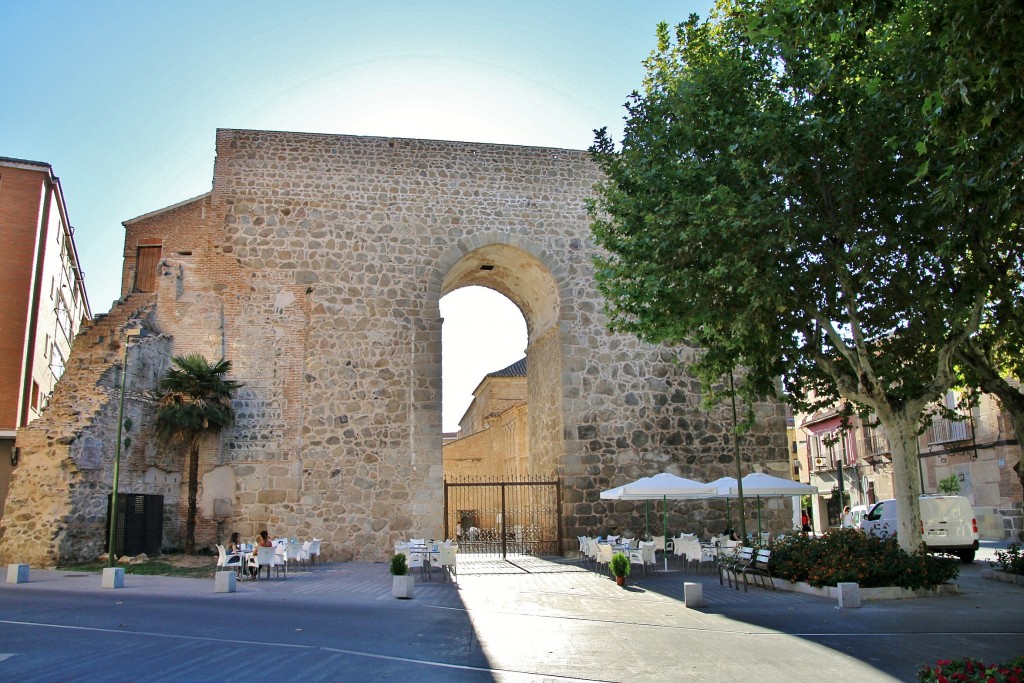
[107,328,143,568]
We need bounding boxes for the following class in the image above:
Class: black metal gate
[444,475,562,558]
[106,493,163,556]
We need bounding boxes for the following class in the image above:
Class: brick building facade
[0,157,91,522]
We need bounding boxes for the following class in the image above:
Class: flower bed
[765,528,960,590]
[990,543,1024,575]
[918,656,1024,682]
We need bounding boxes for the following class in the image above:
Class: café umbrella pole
[757,495,763,536]
[662,495,669,572]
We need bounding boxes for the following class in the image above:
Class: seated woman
[226,532,241,554]
[248,530,273,577]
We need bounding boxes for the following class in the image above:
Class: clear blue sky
[1,0,713,430]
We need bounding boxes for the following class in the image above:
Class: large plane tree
[589,0,1023,553]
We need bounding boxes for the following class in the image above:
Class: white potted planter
[392,574,415,599]
[390,553,415,599]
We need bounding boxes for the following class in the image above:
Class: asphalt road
[0,548,1020,682]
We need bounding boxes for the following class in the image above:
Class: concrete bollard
[102,567,125,589]
[6,564,29,584]
[215,571,237,593]
[684,581,704,608]
[837,582,861,608]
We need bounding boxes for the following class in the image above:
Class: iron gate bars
[444,475,563,558]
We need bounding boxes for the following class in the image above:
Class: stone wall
[2,129,791,565]
[0,294,176,566]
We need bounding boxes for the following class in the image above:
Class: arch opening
[437,244,565,480]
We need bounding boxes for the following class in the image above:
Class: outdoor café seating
[252,545,284,580]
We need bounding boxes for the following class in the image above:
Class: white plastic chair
[672,536,688,565]
[275,544,289,577]
[216,545,242,573]
[681,540,703,573]
[596,543,614,575]
[628,547,646,575]
[308,538,322,566]
[253,545,283,580]
[407,548,426,578]
[639,541,657,573]
[432,545,458,582]
[286,540,308,571]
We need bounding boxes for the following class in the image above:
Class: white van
[860,495,979,562]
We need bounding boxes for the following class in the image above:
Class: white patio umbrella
[739,472,819,496]
[729,472,818,535]
[705,476,740,532]
[600,473,719,570]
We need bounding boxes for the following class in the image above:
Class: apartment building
[0,157,91,517]
[794,392,1023,540]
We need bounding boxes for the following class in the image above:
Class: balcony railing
[858,432,891,458]
[925,417,971,445]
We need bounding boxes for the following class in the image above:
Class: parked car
[860,495,979,562]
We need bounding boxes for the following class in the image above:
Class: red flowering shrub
[918,656,1024,682]
[768,528,959,589]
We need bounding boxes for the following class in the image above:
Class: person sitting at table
[255,530,273,549]
[226,532,241,554]
[247,530,273,578]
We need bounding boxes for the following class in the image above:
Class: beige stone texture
[1,130,791,565]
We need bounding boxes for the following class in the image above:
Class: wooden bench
[739,549,775,592]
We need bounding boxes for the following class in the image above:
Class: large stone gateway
[0,129,790,566]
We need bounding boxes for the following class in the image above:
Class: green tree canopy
[156,354,242,554]
[589,0,1022,552]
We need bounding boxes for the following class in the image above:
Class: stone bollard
[102,567,125,589]
[684,581,704,608]
[837,582,861,608]
[215,571,237,593]
[6,564,29,584]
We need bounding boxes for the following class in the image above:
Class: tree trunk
[185,435,200,555]
[874,411,925,554]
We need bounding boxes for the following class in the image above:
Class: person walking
[801,509,812,534]
[842,505,854,529]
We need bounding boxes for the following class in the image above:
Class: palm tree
[155,354,243,554]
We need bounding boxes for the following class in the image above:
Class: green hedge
[766,528,959,589]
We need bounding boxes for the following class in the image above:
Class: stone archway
[438,240,567,476]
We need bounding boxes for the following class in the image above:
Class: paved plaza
[0,544,1020,681]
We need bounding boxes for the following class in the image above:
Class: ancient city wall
[2,129,791,565]
[0,296,177,566]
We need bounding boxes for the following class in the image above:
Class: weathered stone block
[6,564,29,584]
[102,567,124,589]
[684,582,704,608]
[837,582,861,608]
[215,570,237,593]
